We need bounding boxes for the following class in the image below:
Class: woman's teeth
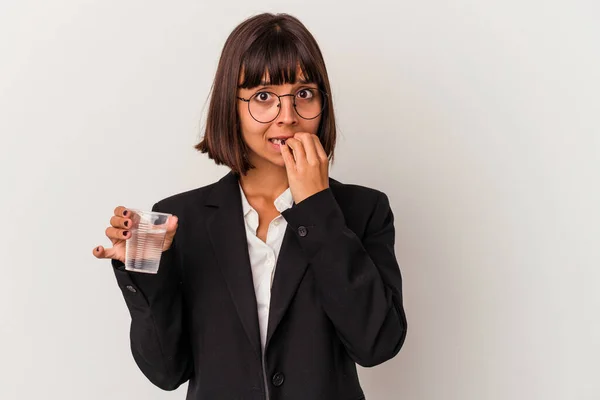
[270,138,285,145]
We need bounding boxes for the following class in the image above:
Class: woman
[93,13,407,400]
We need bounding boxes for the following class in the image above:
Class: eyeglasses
[237,88,328,124]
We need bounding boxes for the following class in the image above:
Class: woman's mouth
[268,138,286,150]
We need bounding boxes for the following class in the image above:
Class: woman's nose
[276,95,298,125]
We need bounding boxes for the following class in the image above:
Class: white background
[1,1,599,399]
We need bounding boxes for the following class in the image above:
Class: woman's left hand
[280,132,330,204]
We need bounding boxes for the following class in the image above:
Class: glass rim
[128,208,172,217]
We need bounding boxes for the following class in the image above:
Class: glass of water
[125,209,172,274]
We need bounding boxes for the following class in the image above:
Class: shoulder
[326,177,395,238]
[151,180,220,215]
[328,177,391,211]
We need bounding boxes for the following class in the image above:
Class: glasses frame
[237,88,328,124]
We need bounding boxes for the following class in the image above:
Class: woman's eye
[296,89,314,100]
[255,92,272,102]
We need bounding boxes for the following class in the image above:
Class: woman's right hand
[93,206,179,264]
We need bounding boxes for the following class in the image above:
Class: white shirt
[239,183,294,351]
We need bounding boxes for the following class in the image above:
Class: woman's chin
[268,153,287,168]
[251,153,286,169]
[271,157,286,168]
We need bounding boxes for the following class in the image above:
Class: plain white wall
[1,0,598,399]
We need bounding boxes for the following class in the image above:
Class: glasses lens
[249,92,279,123]
[295,89,325,120]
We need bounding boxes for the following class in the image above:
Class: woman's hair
[195,13,336,176]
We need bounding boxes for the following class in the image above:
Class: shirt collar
[239,183,294,217]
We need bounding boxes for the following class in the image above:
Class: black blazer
[112,171,407,400]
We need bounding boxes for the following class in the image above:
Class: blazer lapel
[205,171,262,360]
[265,218,309,351]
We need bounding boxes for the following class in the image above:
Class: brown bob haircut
[195,13,337,176]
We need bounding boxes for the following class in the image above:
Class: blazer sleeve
[281,188,408,367]
[111,202,192,390]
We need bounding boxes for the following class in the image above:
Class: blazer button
[297,226,308,237]
[272,372,285,387]
[125,285,137,293]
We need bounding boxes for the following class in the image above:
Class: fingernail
[123,210,128,216]
[124,221,129,227]
[123,231,128,236]
[96,247,100,252]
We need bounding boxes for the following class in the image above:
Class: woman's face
[237,71,322,170]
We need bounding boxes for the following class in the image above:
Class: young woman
[93,13,407,400]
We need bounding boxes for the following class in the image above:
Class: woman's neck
[238,164,289,201]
